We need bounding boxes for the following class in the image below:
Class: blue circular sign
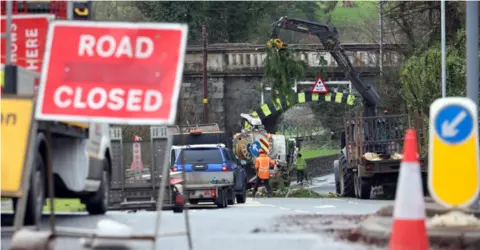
[434,105,474,144]
[249,141,261,157]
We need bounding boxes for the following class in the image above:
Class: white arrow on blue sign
[434,105,474,144]
[249,141,261,157]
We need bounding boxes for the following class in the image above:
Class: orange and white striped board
[259,138,270,153]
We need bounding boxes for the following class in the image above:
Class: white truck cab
[2,65,113,226]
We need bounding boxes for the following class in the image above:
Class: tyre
[339,153,355,197]
[189,199,199,205]
[13,151,46,226]
[216,189,227,208]
[236,180,247,204]
[354,175,359,198]
[382,186,397,199]
[85,160,110,215]
[173,205,184,213]
[356,175,372,200]
[333,160,341,194]
[227,189,235,205]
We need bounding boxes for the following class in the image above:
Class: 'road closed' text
[53,86,163,112]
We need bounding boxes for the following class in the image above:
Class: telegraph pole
[466,0,479,209]
[202,25,209,123]
[466,1,478,105]
[441,0,447,97]
[378,0,384,76]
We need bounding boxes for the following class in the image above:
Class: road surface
[1,175,393,250]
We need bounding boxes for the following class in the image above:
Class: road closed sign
[428,97,480,208]
[35,21,188,125]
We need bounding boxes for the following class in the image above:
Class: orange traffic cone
[389,129,429,250]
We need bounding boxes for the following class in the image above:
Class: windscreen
[177,148,223,164]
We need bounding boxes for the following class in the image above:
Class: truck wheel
[333,160,341,194]
[227,189,235,205]
[339,153,355,197]
[236,181,247,204]
[383,186,396,199]
[357,177,372,200]
[354,176,359,198]
[85,160,110,215]
[13,151,46,226]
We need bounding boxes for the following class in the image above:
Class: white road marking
[314,205,336,209]
[293,210,309,213]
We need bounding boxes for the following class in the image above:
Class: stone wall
[180,75,264,139]
[305,154,339,177]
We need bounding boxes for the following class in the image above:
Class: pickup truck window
[177,148,223,164]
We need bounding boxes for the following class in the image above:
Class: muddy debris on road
[251,213,479,250]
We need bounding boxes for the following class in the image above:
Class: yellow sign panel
[1,97,35,197]
[428,97,480,208]
[0,69,4,88]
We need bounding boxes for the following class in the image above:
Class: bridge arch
[243,91,357,133]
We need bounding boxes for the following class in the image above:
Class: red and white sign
[35,21,188,125]
[1,14,54,72]
[311,76,329,94]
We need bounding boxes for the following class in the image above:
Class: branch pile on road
[247,187,326,198]
[358,202,480,249]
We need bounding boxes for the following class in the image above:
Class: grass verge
[301,148,339,159]
[1,198,85,212]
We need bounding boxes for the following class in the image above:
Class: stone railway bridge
[179,43,405,138]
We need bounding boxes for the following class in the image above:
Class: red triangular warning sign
[311,76,329,94]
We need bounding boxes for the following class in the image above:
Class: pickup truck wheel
[340,153,355,197]
[85,160,110,215]
[227,189,235,205]
[13,151,46,226]
[223,189,228,208]
[215,189,224,208]
[236,181,247,204]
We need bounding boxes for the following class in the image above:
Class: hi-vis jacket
[255,153,276,180]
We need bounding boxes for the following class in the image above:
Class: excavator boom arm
[270,16,380,117]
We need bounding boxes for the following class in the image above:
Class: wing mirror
[240,160,247,166]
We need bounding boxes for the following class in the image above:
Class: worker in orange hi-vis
[253,149,276,198]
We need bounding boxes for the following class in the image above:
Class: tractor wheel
[339,153,355,197]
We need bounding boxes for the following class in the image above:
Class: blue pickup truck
[171,145,247,208]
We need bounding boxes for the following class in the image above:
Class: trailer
[107,126,184,212]
[334,112,429,199]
